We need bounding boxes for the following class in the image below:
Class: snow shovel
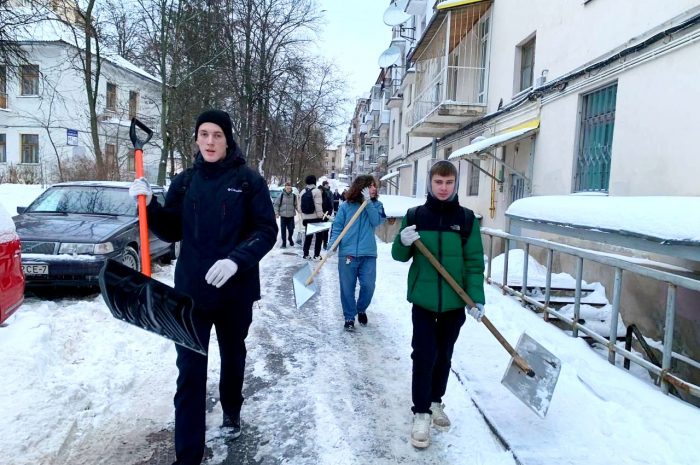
[293,199,369,309]
[413,239,560,418]
[305,221,333,235]
[99,118,205,355]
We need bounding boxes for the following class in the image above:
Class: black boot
[222,413,241,440]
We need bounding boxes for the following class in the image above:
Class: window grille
[575,83,617,192]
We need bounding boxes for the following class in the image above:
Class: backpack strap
[460,207,475,244]
[406,205,474,245]
[234,166,251,193]
[406,206,419,228]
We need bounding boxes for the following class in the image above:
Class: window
[510,174,525,203]
[468,160,480,196]
[105,143,116,169]
[478,17,490,103]
[0,134,6,163]
[575,83,617,192]
[412,160,418,196]
[390,119,395,149]
[127,152,135,172]
[444,147,452,161]
[21,134,39,163]
[20,65,40,96]
[0,66,6,108]
[517,36,536,92]
[398,111,403,144]
[129,90,139,118]
[106,83,117,111]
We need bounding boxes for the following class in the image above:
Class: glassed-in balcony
[407,1,491,137]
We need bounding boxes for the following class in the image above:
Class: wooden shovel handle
[304,199,370,285]
[413,239,534,376]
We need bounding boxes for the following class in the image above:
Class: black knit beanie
[195,109,235,150]
[305,175,316,185]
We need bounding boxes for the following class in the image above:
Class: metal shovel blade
[306,221,333,235]
[501,332,561,418]
[99,259,206,355]
[293,262,318,309]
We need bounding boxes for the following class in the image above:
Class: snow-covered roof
[16,17,160,83]
[506,195,700,245]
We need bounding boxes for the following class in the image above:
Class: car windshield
[26,186,136,216]
[270,190,282,199]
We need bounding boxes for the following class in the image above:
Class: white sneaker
[431,402,451,430]
[410,413,431,448]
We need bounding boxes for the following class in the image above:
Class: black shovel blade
[99,259,206,355]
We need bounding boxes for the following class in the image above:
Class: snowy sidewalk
[2,241,700,464]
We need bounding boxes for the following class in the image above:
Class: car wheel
[121,246,141,271]
[161,241,180,264]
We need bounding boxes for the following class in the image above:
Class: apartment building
[0,8,162,184]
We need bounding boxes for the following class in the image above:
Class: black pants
[302,218,323,257]
[173,302,253,465]
[280,216,294,246]
[411,304,466,414]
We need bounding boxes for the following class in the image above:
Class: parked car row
[13,181,179,288]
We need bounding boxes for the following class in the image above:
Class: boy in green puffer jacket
[391,160,485,449]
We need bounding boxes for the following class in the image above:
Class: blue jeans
[338,256,376,321]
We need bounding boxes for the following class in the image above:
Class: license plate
[22,264,49,275]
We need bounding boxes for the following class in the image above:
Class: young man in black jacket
[129,109,277,465]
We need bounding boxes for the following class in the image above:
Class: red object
[0,221,24,324]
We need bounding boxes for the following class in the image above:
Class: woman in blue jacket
[328,175,386,331]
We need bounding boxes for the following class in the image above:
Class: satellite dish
[378,46,402,68]
[383,5,411,26]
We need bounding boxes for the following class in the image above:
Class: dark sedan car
[13,181,178,287]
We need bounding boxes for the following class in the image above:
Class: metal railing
[482,228,700,400]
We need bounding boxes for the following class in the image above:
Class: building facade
[0,12,163,184]
[374,0,700,227]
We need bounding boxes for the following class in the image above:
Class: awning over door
[380,171,401,182]
[448,119,540,161]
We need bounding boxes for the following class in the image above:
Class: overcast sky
[315,0,393,144]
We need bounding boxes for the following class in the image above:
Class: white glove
[129,177,153,206]
[468,303,485,322]
[205,259,238,288]
[400,224,420,246]
[361,187,371,202]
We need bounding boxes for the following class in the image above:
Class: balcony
[379,110,391,127]
[407,1,491,137]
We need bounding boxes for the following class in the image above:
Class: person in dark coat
[129,109,277,465]
[332,188,341,213]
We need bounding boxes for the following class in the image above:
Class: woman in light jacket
[328,175,386,331]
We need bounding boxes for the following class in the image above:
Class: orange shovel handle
[134,147,151,277]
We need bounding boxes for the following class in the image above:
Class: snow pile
[0,183,46,216]
[507,195,700,243]
[376,194,425,218]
